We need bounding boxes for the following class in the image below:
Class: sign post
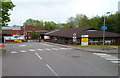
[73,37,77,42]
[101,26,107,50]
[102,12,110,50]
[73,33,77,45]
[81,35,89,46]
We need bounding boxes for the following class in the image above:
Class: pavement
[45,42,119,54]
[2,42,119,76]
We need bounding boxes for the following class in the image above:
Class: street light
[102,12,110,50]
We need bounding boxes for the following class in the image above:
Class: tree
[0,0,15,26]
[67,14,89,28]
[31,31,40,39]
[105,13,119,33]
[23,18,44,28]
[23,18,35,26]
[118,13,120,33]
[75,14,89,27]
[67,17,76,28]
[23,19,59,31]
[66,13,119,33]
[35,20,44,28]
[60,23,71,29]
[88,16,101,29]
[44,21,58,31]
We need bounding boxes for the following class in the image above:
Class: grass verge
[72,45,119,48]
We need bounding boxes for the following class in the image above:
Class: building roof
[2,27,22,30]
[24,26,48,32]
[1,26,48,35]
[45,29,60,35]
[2,30,24,35]
[47,27,120,38]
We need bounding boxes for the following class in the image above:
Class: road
[2,42,119,77]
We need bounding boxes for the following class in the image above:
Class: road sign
[81,35,89,46]
[14,36,18,38]
[73,33,77,42]
[81,38,88,42]
[73,33,76,36]
[101,26,107,30]
[81,35,89,38]
[73,39,77,42]
[73,37,77,39]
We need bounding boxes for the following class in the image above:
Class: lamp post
[102,12,110,50]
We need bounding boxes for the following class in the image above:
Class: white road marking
[37,49,43,51]
[93,53,120,64]
[19,45,26,47]
[20,50,27,53]
[35,53,42,60]
[99,54,112,57]
[42,44,53,46]
[93,53,107,56]
[52,48,59,50]
[111,61,120,64]
[105,58,120,61]
[29,49,35,51]
[100,56,117,58]
[45,49,51,51]
[46,64,59,76]
[60,48,68,50]
[11,51,17,54]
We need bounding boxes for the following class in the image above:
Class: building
[2,27,23,36]
[1,26,48,42]
[44,27,120,45]
[23,25,48,39]
[2,27,24,42]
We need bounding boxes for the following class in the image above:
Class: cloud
[9,0,76,25]
[9,0,119,26]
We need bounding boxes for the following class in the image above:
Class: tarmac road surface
[2,42,118,76]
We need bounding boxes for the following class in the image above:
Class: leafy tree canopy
[66,13,119,33]
[23,12,119,33]
[23,18,59,31]
[0,0,15,27]
[31,31,40,39]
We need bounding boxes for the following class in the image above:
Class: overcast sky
[8,0,119,26]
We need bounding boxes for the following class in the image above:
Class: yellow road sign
[81,38,88,42]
